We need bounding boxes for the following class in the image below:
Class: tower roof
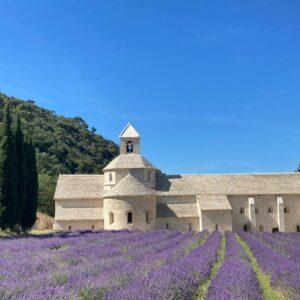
[102,173,156,198]
[119,123,139,138]
[103,153,156,171]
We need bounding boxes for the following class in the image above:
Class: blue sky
[0,1,300,174]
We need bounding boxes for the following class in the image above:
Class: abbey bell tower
[119,123,140,154]
[102,123,157,231]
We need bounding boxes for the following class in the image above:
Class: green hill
[0,93,119,175]
[0,92,119,217]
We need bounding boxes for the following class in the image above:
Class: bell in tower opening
[119,123,140,155]
[126,141,134,153]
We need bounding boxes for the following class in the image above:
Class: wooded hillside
[0,93,119,175]
[0,92,119,217]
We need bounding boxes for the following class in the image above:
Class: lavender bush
[253,232,300,263]
[205,232,262,300]
[0,230,203,299]
[0,230,298,299]
[108,230,221,300]
[239,231,300,299]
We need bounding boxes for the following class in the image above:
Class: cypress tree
[14,110,26,226]
[0,105,18,230]
[21,135,38,231]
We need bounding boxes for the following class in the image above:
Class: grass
[30,229,58,235]
[0,229,58,237]
[193,234,226,300]
[187,231,209,253]
[52,273,68,285]
[0,230,8,237]
[235,234,284,300]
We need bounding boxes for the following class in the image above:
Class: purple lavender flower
[239,231,300,299]
[206,232,262,300]
[108,231,220,300]
[252,231,300,263]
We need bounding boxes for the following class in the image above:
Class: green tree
[13,110,26,226]
[21,136,38,231]
[0,105,18,230]
[38,174,56,217]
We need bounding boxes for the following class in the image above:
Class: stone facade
[54,123,300,233]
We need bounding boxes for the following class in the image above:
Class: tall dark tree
[0,105,18,230]
[21,135,38,231]
[14,110,26,225]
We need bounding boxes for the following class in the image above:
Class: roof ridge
[59,174,103,177]
[167,172,299,177]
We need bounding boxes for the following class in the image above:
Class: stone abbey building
[54,123,300,233]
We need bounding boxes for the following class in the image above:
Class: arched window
[259,225,264,232]
[297,225,300,232]
[255,208,259,214]
[126,141,134,153]
[215,224,219,231]
[146,211,150,224]
[189,223,193,231]
[127,212,133,224]
[243,224,249,232]
[166,223,169,229]
[109,172,113,182]
[68,225,72,231]
[91,225,94,230]
[240,207,245,214]
[109,212,114,225]
[284,207,289,213]
[268,207,273,213]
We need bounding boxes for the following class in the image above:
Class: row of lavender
[239,231,300,299]
[206,232,262,300]
[1,230,298,299]
[109,230,221,299]
[0,230,220,299]
[252,231,300,262]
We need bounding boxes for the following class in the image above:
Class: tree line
[0,105,38,232]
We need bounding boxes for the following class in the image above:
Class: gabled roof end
[119,123,140,138]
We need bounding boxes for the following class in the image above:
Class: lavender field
[0,230,299,299]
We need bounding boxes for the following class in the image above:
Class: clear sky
[0,1,300,174]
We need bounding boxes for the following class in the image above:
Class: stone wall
[55,199,103,221]
[201,210,232,232]
[227,194,300,232]
[103,168,156,191]
[156,217,199,231]
[103,196,156,230]
[53,220,103,231]
[281,195,300,232]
